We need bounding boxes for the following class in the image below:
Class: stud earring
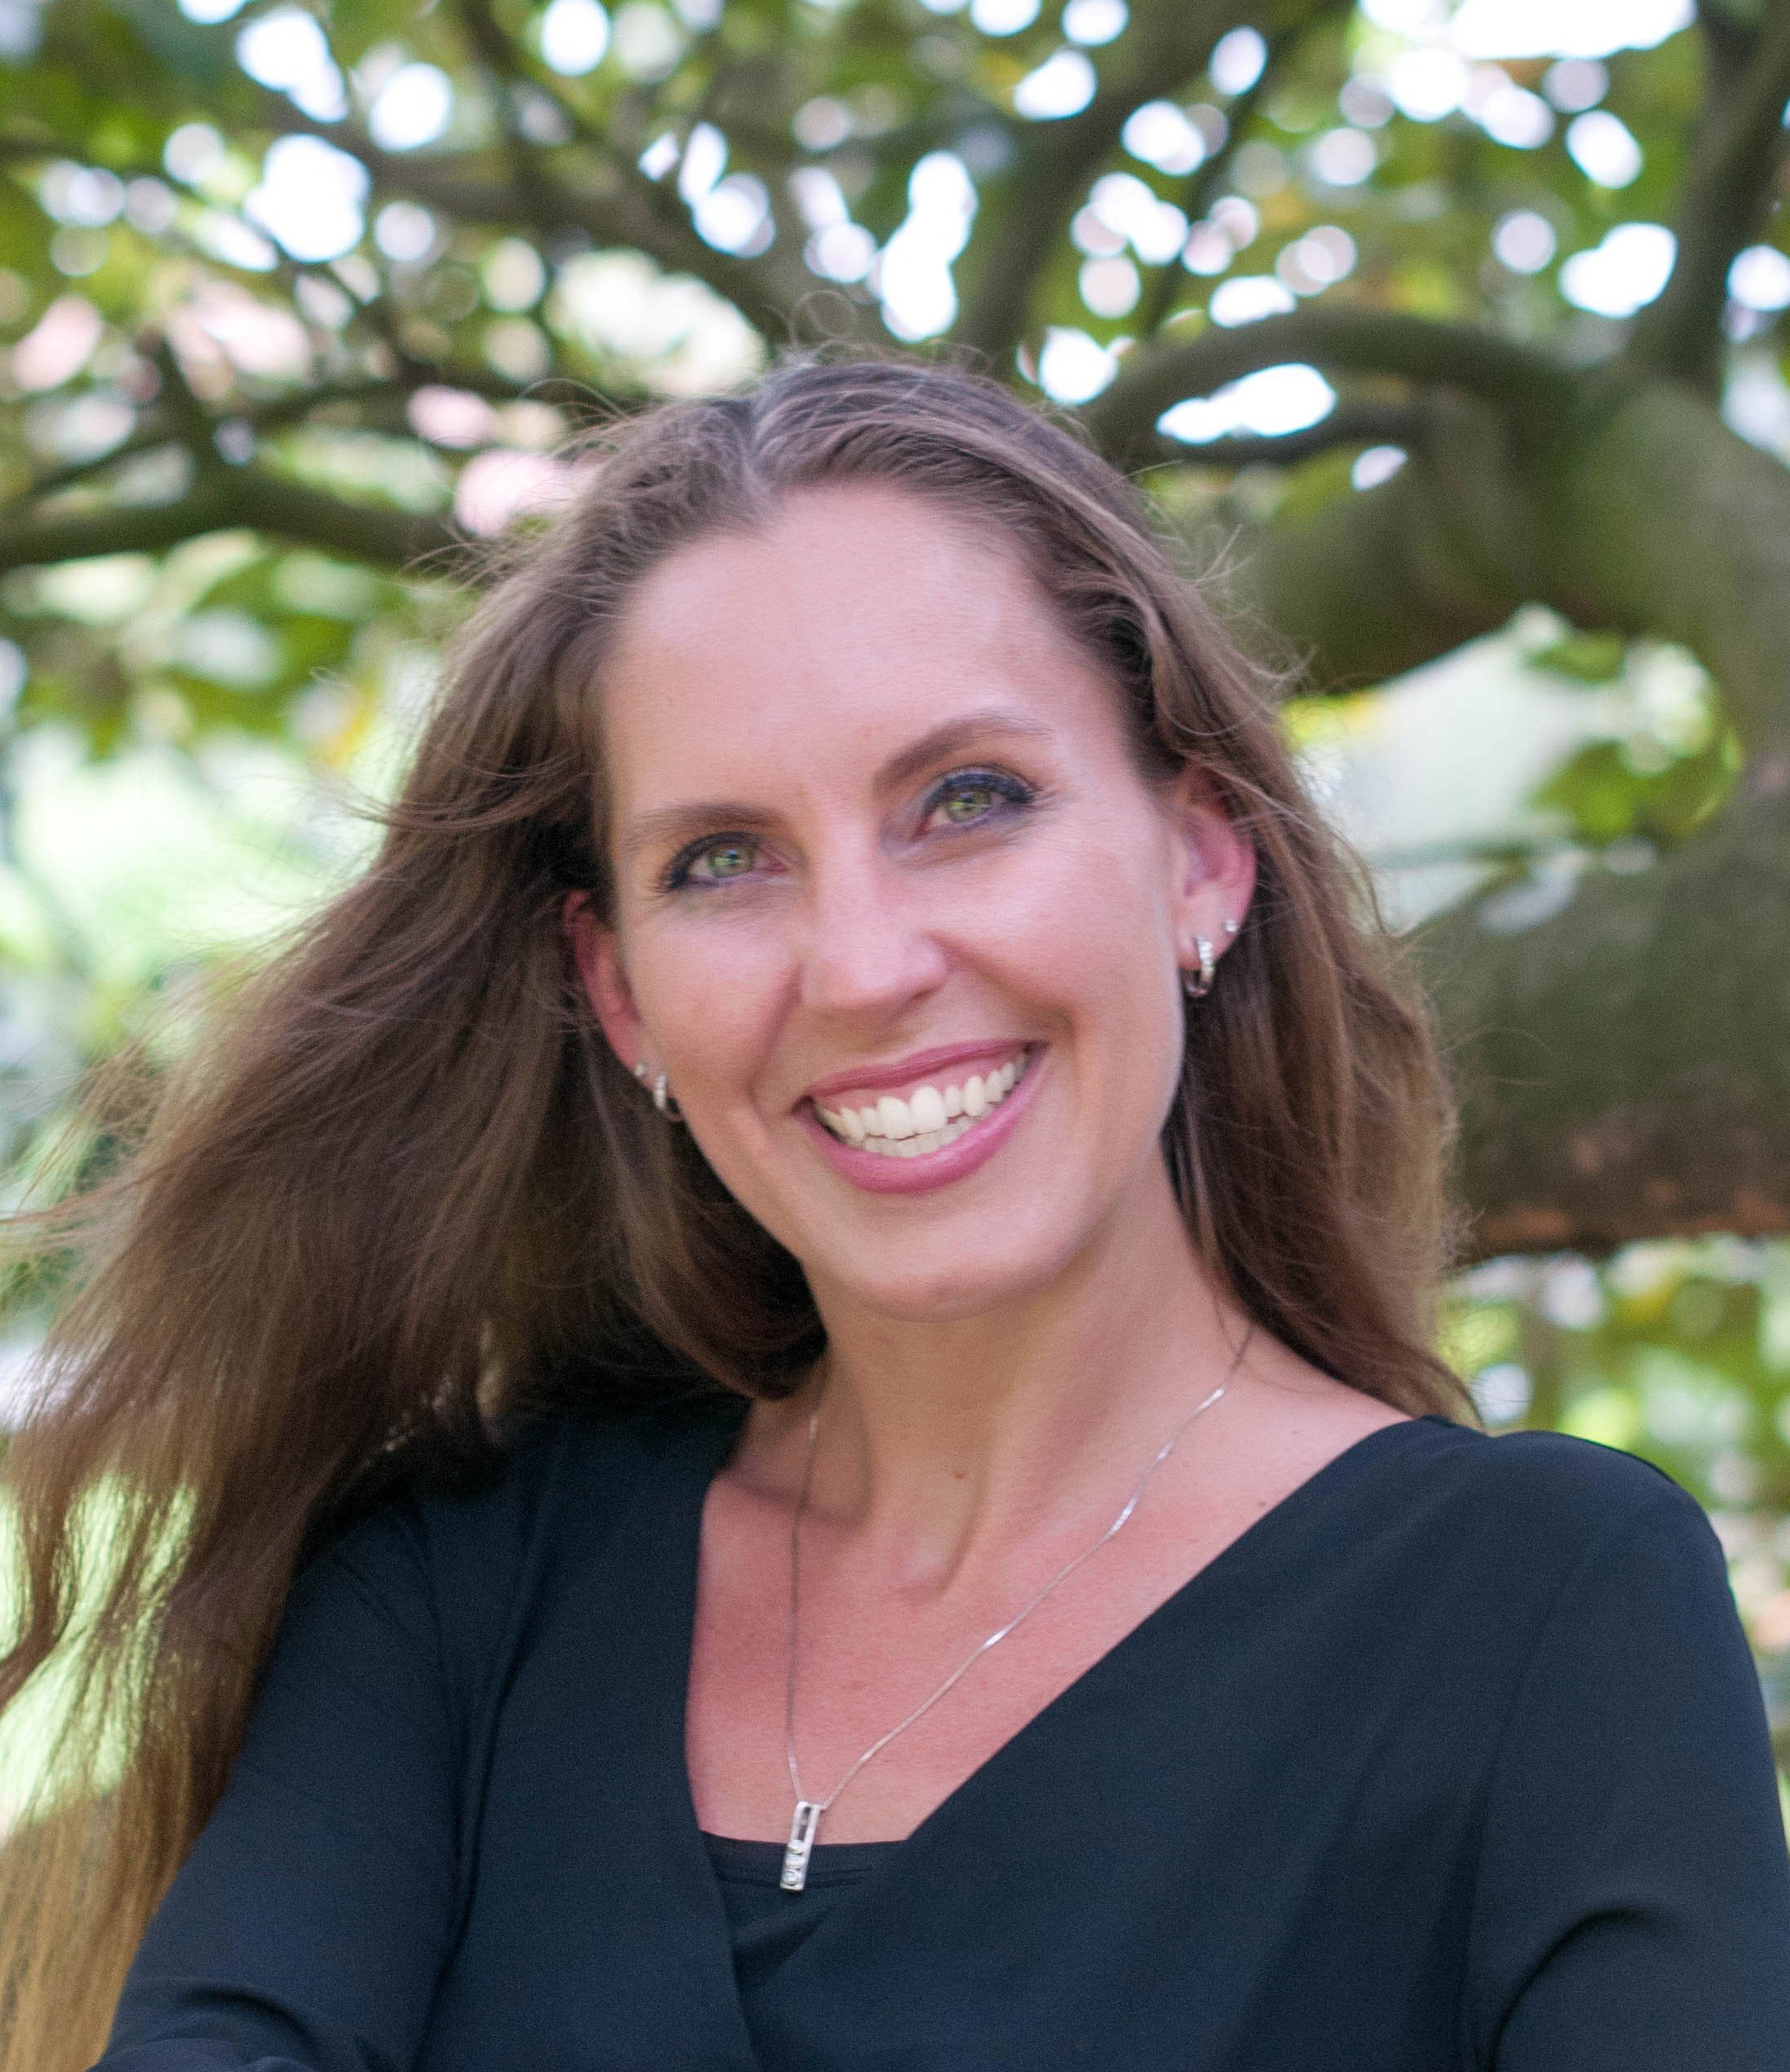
[1182,936,1217,1000]
[1223,918,1240,936]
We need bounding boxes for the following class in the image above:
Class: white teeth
[877,1094,914,1140]
[909,1086,947,1134]
[814,1050,1030,1154]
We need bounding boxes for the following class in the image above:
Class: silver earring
[1223,918,1240,936]
[1182,936,1217,1000]
[652,1071,685,1123]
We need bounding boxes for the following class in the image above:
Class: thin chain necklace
[779,1326,1255,1892]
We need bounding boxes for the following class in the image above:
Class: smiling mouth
[811,1050,1032,1159]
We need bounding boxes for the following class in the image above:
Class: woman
[2,357,1786,2071]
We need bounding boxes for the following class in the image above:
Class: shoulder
[1337,1414,1723,1619]
[416,1384,747,1569]
[1395,1414,1693,1521]
[294,1386,747,1653]
[440,1383,744,1514]
[1271,1420,1751,1765]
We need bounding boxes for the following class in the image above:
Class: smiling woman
[2,357,1787,2072]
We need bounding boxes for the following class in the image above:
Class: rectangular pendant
[781,1800,823,1892]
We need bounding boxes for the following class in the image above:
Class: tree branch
[0,470,460,577]
[1625,5,1790,387]
[254,97,839,347]
[1181,367,1790,745]
[1082,308,1569,467]
[952,0,1323,364]
[445,0,821,316]
[19,428,179,506]
[452,0,586,239]
[19,359,620,509]
[1522,377,1790,753]
[1127,397,1423,471]
[451,0,608,155]
[1187,441,1524,694]
[1136,20,1305,339]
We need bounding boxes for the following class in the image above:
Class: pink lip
[799,1047,1045,1195]
[801,1040,1034,1109]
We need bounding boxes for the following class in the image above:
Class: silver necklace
[779,1326,1254,1892]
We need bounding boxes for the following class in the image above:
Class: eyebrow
[618,708,1057,865]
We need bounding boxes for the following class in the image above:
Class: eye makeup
[919,766,1040,831]
[654,763,1043,895]
[659,833,764,894]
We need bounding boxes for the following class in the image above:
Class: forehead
[596,483,1123,805]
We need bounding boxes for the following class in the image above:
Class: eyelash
[657,767,1041,894]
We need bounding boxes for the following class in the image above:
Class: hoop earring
[632,1058,685,1123]
[1182,936,1217,1000]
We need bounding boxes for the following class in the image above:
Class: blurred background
[1,0,1788,1824]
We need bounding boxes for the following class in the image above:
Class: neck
[784,1157,1255,1589]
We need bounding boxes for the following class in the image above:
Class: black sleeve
[1464,1477,1790,2070]
[92,1502,460,2072]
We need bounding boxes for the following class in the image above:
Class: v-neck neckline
[663,1397,1458,1882]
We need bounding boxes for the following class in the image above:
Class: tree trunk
[1422,779,1790,1257]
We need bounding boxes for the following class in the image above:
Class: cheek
[626,910,790,1098]
[908,831,1186,1197]
[1000,828,1187,1141]
[969,820,1179,1017]
[626,917,817,1248]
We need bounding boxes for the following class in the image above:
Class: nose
[795,840,950,1021]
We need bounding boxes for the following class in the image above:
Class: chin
[813,1221,1084,1325]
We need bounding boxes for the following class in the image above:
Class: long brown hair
[0,353,1469,2066]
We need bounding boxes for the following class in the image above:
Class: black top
[96,1396,1790,2072]
[702,1829,894,2047]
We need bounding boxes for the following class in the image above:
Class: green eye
[660,831,767,894]
[697,840,756,879]
[939,781,998,824]
[923,767,1039,837]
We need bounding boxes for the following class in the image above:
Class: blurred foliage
[1524,633,1742,854]
[0,0,1779,757]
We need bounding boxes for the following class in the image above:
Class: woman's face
[571,483,1253,1323]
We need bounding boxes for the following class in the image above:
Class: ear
[563,892,648,1075]
[1162,763,1256,967]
